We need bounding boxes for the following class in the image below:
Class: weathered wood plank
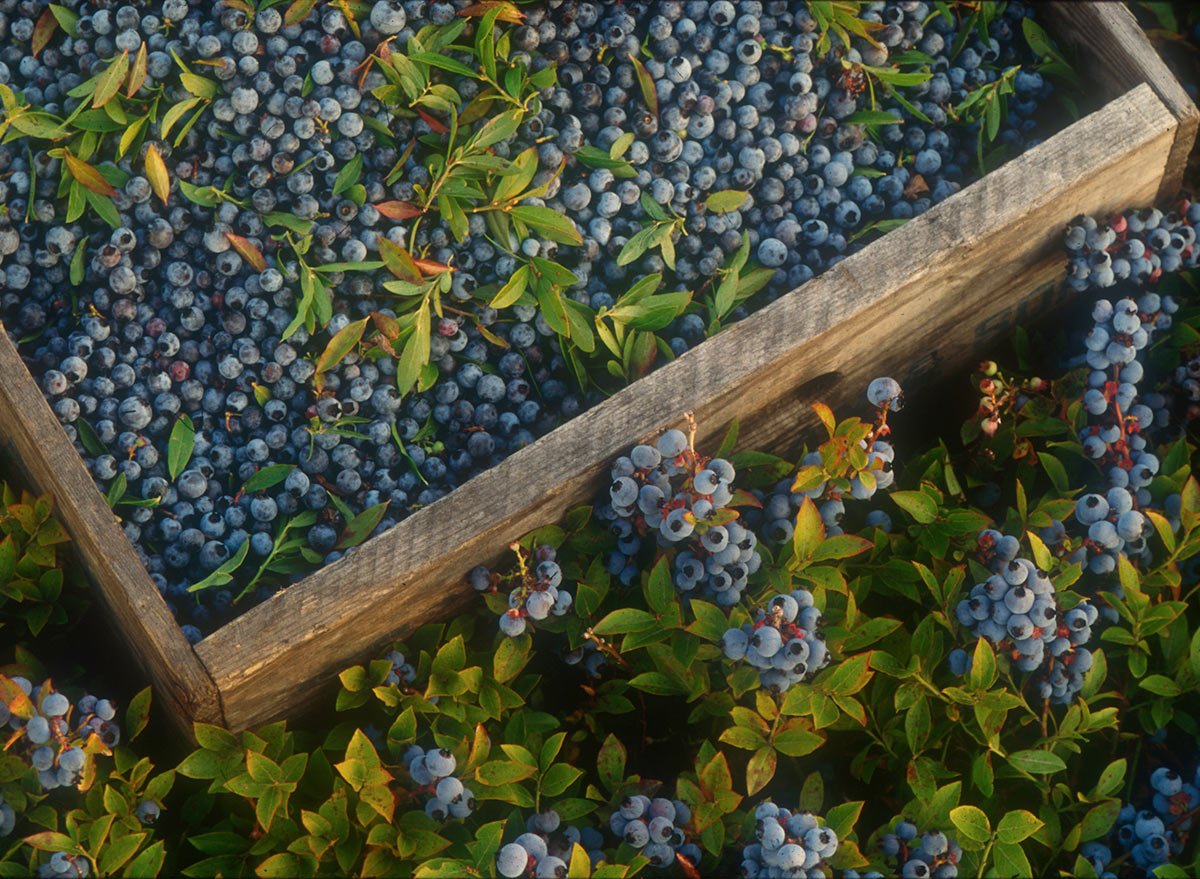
[0,328,224,735]
[198,84,1181,731]
[1045,2,1199,200]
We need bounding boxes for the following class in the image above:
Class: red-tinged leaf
[31,7,58,58]
[225,233,267,271]
[284,0,320,26]
[728,488,763,509]
[414,258,455,276]
[144,144,169,205]
[126,42,148,96]
[458,1,524,23]
[375,200,423,220]
[64,152,117,197]
[415,107,449,134]
[314,318,368,392]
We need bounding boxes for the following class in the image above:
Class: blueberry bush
[0,0,1078,636]
[4,2,1200,878]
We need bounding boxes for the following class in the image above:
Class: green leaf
[704,190,748,214]
[490,264,530,309]
[470,107,523,149]
[242,464,295,494]
[949,805,991,844]
[124,686,152,743]
[395,305,432,398]
[93,50,130,108]
[167,414,195,481]
[338,501,389,549]
[597,733,626,795]
[1139,675,1182,697]
[991,842,1032,879]
[891,490,939,523]
[475,760,537,786]
[593,608,656,635]
[510,205,583,245]
[629,53,659,118]
[996,810,1043,845]
[332,153,363,196]
[69,234,89,286]
[745,746,776,796]
[1007,750,1067,775]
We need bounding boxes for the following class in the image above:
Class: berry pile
[0,0,1069,637]
[600,427,760,606]
[1065,203,1200,291]
[607,794,699,869]
[949,532,1097,704]
[470,544,573,638]
[496,809,605,878]
[721,590,830,693]
[403,744,474,821]
[876,820,962,879]
[1,676,120,792]
[740,801,839,877]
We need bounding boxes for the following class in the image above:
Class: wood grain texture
[0,329,224,735]
[1045,2,1199,200]
[198,83,1182,731]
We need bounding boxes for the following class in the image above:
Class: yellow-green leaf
[144,144,169,205]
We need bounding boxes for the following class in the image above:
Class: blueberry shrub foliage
[4,193,1200,878]
[0,0,1078,637]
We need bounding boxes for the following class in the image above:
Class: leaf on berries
[629,54,658,119]
[64,152,117,197]
[704,190,748,214]
[375,200,423,220]
[314,318,368,392]
[143,144,170,205]
[31,7,60,58]
[284,0,321,27]
[458,1,524,23]
[127,43,148,97]
[338,501,390,550]
[167,414,195,482]
[224,233,267,272]
[242,464,296,495]
[93,50,130,108]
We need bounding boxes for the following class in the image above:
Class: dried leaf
[31,7,59,58]
[225,233,267,272]
[64,152,118,197]
[375,200,423,220]
[413,258,455,276]
[458,1,524,23]
[144,144,169,205]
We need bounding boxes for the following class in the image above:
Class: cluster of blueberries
[471,545,573,638]
[1065,203,1200,291]
[36,852,93,879]
[740,801,839,878]
[871,821,962,879]
[607,794,700,869]
[403,744,475,821]
[1081,767,1200,878]
[1,0,1061,636]
[601,428,762,606]
[495,809,606,878]
[721,590,830,693]
[383,649,417,688]
[754,378,901,544]
[948,531,1097,704]
[1,676,121,794]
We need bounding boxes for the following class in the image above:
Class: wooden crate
[0,2,1195,735]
